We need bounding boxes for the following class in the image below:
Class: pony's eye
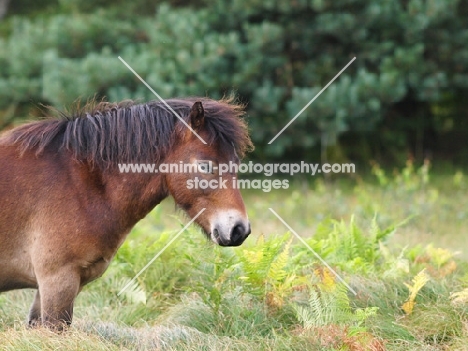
[196,160,214,174]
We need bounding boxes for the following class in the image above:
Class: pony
[0,97,253,328]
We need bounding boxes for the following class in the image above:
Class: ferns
[236,234,307,308]
[402,269,430,315]
[292,271,382,350]
[237,234,285,294]
[268,238,291,282]
[85,207,460,350]
[295,284,351,328]
[118,278,147,305]
[294,271,378,330]
[298,215,400,275]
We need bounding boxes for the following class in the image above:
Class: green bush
[1,0,467,161]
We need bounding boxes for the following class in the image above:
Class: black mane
[1,97,253,167]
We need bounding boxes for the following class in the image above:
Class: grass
[246,162,468,258]
[1,161,468,350]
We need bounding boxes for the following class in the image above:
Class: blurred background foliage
[0,0,467,166]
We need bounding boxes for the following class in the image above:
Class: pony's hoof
[28,318,42,328]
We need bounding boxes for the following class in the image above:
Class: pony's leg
[38,269,81,330]
[28,290,41,327]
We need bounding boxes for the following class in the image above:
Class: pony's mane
[1,97,253,167]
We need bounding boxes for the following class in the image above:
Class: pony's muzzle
[210,211,251,247]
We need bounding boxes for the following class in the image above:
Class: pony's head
[164,99,253,246]
[2,97,254,246]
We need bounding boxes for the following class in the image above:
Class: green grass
[1,163,468,350]
[246,162,468,259]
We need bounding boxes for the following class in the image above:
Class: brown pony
[0,97,253,328]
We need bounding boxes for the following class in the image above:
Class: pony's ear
[189,101,204,129]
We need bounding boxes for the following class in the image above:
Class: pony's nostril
[230,222,250,245]
[212,227,229,246]
[213,228,220,241]
[231,224,243,242]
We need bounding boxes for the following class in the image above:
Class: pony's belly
[0,279,37,292]
[0,264,37,292]
[0,233,36,292]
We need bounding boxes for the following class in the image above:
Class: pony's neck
[101,168,169,230]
